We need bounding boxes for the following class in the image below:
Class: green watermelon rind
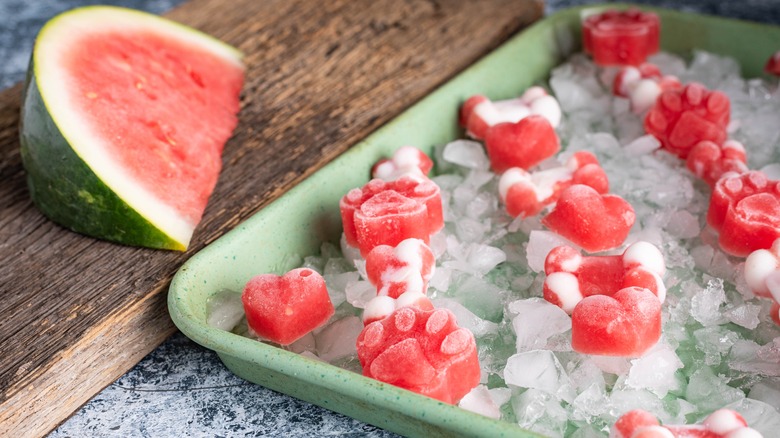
[20,67,183,250]
[19,6,244,251]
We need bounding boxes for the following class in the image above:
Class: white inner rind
[34,6,243,247]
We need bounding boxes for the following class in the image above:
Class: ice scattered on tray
[207,48,780,436]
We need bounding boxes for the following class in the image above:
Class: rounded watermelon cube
[582,8,660,66]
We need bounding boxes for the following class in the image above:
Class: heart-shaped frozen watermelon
[484,115,560,173]
[20,6,244,250]
[541,184,636,253]
[242,268,335,346]
[571,286,661,357]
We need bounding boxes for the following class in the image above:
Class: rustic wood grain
[0,0,543,435]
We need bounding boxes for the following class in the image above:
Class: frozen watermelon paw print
[644,83,730,159]
[356,307,480,404]
[543,241,666,314]
[707,171,780,256]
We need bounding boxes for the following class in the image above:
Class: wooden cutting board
[0,0,543,435]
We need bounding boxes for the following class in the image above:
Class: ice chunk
[589,355,632,376]
[693,327,740,366]
[206,289,245,331]
[288,332,316,354]
[725,303,762,330]
[748,379,780,409]
[625,342,684,397]
[623,134,661,156]
[690,278,728,326]
[567,358,607,392]
[325,271,359,308]
[428,266,452,293]
[512,388,569,437]
[665,210,701,239]
[442,139,490,170]
[345,279,376,309]
[459,385,501,419]
[728,339,780,376]
[433,297,499,338]
[315,316,363,363]
[607,389,668,423]
[760,163,780,180]
[508,298,571,352]
[686,367,746,413]
[504,350,575,402]
[571,383,609,421]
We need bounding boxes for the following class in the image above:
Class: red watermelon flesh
[63,31,243,226]
[29,7,244,248]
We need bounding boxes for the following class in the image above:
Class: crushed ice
[207,50,780,436]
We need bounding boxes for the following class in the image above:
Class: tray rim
[168,4,780,437]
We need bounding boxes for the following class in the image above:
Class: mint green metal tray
[168,5,780,437]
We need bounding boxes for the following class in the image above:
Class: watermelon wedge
[20,6,244,250]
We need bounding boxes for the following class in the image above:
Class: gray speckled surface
[1,0,779,437]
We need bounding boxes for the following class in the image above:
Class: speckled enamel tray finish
[169,5,780,437]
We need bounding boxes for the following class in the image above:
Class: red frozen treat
[543,241,666,314]
[644,83,731,159]
[391,177,444,237]
[686,140,748,187]
[499,151,609,218]
[371,146,434,181]
[354,190,430,256]
[611,409,661,438]
[766,50,780,76]
[484,115,560,173]
[365,238,436,299]
[612,408,759,438]
[242,268,335,346]
[707,171,780,257]
[582,8,660,66]
[340,179,389,247]
[356,307,480,404]
[459,86,562,140]
[572,286,661,357]
[541,184,636,253]
[340,177,443,254]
